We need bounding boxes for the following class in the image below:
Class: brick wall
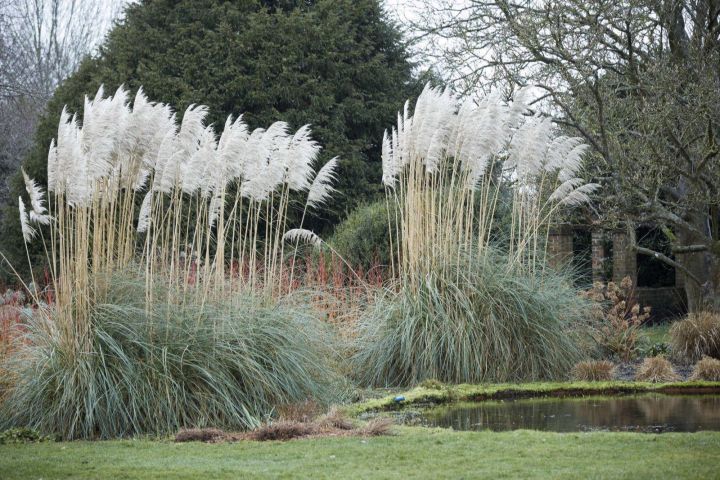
[591,230,606,282]
[547,224,573,268]
[637,287,686,320]
[612,231,637,285]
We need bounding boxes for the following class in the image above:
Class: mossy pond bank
[353,381,720,434]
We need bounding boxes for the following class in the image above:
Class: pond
[415,394,720,433]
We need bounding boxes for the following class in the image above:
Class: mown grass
[1,428,718,479]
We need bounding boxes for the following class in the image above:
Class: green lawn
[1,428,719,479]
[642,323,672,344]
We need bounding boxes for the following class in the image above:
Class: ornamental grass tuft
[571,360,615,381]
[0,271,342,440]
[634,356,680,383]
[689,356,720,381]
[670,312,720,362]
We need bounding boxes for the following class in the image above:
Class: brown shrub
[316,407,354,430]
[276,400,322,423]
[175,428,225,443]
[582,276,650,361]
[689,356,720,381]
[248,421,316,441]
[571,360,615,381]
[358,417,394,437]
[634,356,680,383]
[669,312,720,362]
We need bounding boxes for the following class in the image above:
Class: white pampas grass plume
[152,129,179,193]
[47,139,58,192]
[29,210,52,225]
[548,177,585,203]
[283,228,322,248]
[208,193,223,229]
[558,183,600,206]
[410,84,456,172]
[21,169,52,225]
[306,157,339,209]
[217,114,249,181]
[177,104,208,158]
[21,169,50,223]
[240,126,287,201]
[283,124,321,191]
[137,191,153,233]
[18,197,36,243]
[381,130,395,187]
[507,116,553,178]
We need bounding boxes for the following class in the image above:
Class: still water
[418,394,720,433]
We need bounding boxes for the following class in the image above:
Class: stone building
[547,225,686,320]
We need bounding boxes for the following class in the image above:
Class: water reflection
[420,394,720,433]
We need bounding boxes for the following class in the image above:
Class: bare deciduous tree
[0,0,128,222]
[404,0,720,311]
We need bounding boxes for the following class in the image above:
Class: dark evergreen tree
[1,0,419,279]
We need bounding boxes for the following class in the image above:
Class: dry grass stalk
[248,421,317,441]
[634,356,680,383]
[571,360,615,381]
[316,407,354,431]
[358,417,394,437]
[670,312,720,362]
[175,409,390,443]
[276,400,323,423]
[689,356,720,381]
[175,428,225,443]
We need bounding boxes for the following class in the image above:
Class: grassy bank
[349,381,720,414]
[1,428,718,479]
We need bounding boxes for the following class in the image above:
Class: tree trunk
[677,214,720,313]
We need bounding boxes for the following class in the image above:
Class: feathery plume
[21,169,52,225]
[283,228,322,248]
[283,124,321,191]
[18,197,36,243]
[208,193,223,229]
[558,183,600,206]
[381,129,402,187]
[548,177,585,203]
[217,115,250,181]
[47,139,58,193]
[21,169,48,216]
[306,157,339,209]
[137,191,153,233]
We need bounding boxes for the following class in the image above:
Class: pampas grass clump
[634,356,680,383]
[354,85,598,385]
[670,312,720,362]
[571,360,615,381]
[0,271,341,440]
[14,86,340,381]
[689,356,720,381]
[352,251,587,386]
[6,87,347,439]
